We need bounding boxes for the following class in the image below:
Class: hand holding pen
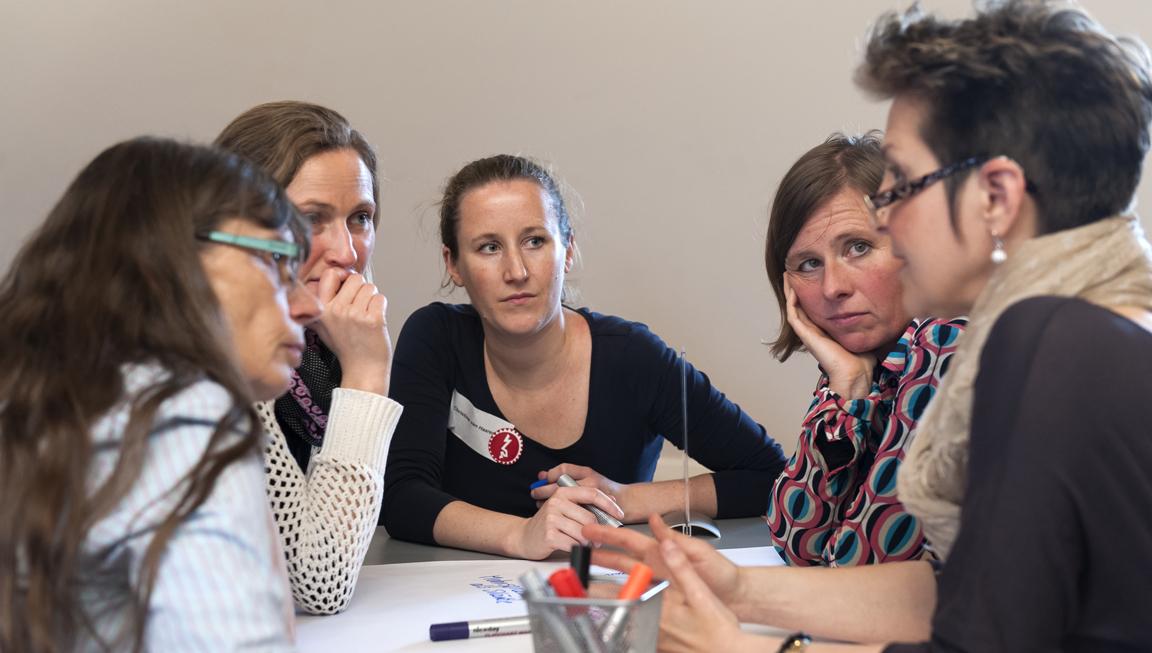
[532,464,628,522]
[511,477,624,559]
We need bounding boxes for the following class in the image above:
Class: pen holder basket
[524,578,669,653]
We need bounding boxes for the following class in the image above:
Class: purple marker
[429,615,530,641]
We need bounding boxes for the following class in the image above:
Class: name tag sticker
[449,391,524,465]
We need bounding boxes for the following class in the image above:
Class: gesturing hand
[583,514,742,606]
[784,275,875,399]
[311,268,392,396]
[657,539,755,653]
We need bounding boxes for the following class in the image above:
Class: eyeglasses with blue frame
[197,230,302,288]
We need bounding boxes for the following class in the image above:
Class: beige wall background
[2,1,1150,461]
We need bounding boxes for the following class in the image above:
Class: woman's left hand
[531,464,632,518]
[784,275,875,399]
[657,539,757,653]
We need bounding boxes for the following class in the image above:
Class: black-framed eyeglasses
[197,230,302,288]
[865,156,988,215]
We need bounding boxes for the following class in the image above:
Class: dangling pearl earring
[990,232,1007,264]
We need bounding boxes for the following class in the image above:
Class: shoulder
[395,302,481,349]
[573,306,676,366]
[985,296,1151,373]
[907,316,967,350]
[402,302,477,330]
[115,364,236,433]
[986,296,1123,354]
[574,305,663,343]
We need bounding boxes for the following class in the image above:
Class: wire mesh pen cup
[524,579,669,653]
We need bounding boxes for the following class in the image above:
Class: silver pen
[557,474,623,528]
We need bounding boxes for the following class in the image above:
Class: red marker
[548,568,587,598]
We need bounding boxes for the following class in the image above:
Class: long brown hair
[0,137,305,652]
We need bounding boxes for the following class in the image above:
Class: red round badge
[488,428,524,465]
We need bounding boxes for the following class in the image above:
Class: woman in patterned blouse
[762,132,965,566]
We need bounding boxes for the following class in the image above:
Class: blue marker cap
[429,621,471,641]
[529,478,548,490]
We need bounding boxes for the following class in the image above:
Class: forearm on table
[730,561,936,643]
[431,501,532,558]
[622,474,717,522]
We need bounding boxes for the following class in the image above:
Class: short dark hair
[439,154,572,262]
[857,0,1152,234]
[765,131,885,361]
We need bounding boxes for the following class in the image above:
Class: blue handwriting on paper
[470,575,524,604]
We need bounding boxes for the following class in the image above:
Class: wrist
[340,366,390,396]
[827,372,872,400]
[727,567,757,620]
[502,520,528,559]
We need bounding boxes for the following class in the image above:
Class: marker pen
[569,544,591,588]
[520,569,583,653]
[556,474,624,527]
[600,563,654,645]
[548,568,606,653]
[428,616,530,641]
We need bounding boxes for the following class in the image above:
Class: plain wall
[3,0,1150,460]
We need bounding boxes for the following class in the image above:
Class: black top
[886,297,1152,653]
[381,303,786,543]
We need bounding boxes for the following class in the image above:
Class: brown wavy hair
[764,132,885,361]
[0,137,305,652]
[213,100,380,226]
[857,0,1152,234]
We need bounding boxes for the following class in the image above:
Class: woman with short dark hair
[586,2,1152,651]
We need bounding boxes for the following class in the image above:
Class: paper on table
[296,558,565,652]
[295,547,783,652]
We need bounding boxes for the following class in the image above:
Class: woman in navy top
[383,154,786,559]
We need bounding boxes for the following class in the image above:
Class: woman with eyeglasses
[763,132,965,568]
[0,137,317,651]
[214,101,401,615]
[585,3,1152,651]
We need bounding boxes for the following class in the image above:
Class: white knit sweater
[257,388,402,615]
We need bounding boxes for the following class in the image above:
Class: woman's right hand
[584,514,743,605]
[311,267,393,396]
[508,485,625,560]
[784,275,875,399]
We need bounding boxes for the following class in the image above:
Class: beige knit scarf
[897,215,1152,560]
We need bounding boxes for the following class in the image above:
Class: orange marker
[616,563,653,599]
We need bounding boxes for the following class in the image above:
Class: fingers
[317,267,347,304]
[650,513,698,548]
[554,485,624,519]
[588,548,642,574]
[543,462,593,483]
[660,540,723,611]
[529,496,598,551]
[583,521,658,553]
